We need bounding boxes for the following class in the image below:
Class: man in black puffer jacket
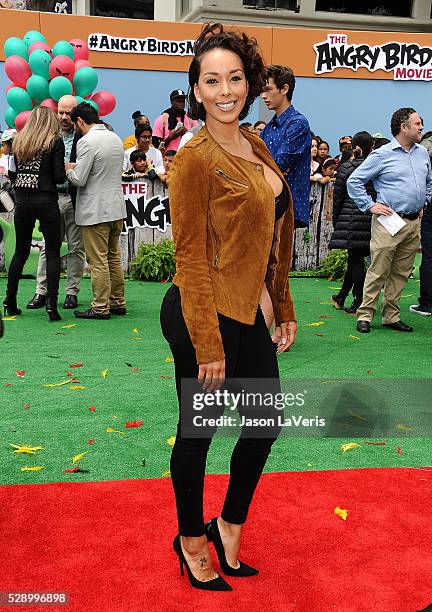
[329,132,376,313]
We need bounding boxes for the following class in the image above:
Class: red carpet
[0,468,431,612]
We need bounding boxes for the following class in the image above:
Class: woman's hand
[272,321,297,353]
[198,359,225,392]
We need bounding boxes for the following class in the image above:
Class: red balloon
[40,98,58,112]
[29,41,51,56]
[49,55,75,82]
[91,91,116,116]
[75,59,91,71]
[69,38,89,61]
[15,110,32,131]
[5,56,31,89]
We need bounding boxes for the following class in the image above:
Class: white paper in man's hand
[377,211,406,236]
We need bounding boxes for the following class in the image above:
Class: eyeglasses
[139,135,152,141]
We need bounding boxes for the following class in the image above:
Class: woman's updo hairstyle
[188,23,267,122]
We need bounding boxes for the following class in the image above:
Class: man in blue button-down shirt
[261,65,311,228]
[347,107,432,333]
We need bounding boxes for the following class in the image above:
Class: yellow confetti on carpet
[10,444,44,454]
[101,369,109,378]
[348,410,368,422]
[161,470,171,478]
[69,385,86,390]
[334,506,348,520]
[106,427,125,436]
[306,322,326,327]
[167,436,176,446]
[341,442,361,453]
[165,357,174,363]
[3,316,16,321]
[20,466,44,472]
[62,324,77,329]
[72,451,88,464]
[349,335,361,340]
[43,379,71,388]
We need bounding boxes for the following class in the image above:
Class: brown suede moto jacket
[168,125,296,365]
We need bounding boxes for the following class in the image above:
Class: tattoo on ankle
[199,557,207,568]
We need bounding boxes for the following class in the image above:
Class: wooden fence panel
[1,181,335,273]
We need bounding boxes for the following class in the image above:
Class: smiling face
[193,48,249,129]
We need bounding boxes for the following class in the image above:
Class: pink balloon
[49,55,75,82]
[5,83,18,95]
[29,41,51,56]
[40,98,58,112]
[74,59,91,71]
[15,110,32,131]
[91,91,116,116]
[69,38,89,61]
[4,56,32,89]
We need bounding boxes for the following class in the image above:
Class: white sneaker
[410,304,432,316]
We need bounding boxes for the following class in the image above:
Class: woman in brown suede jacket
[160,24,297,591]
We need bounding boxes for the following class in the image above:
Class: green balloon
[49,76,73,102]
[29,49,51,80]
[74,96,85,104]
[26,75,50,104]
[5,107,19,128]
[87,99,99,113]
[24,30,46,50]
[4,37,28,60]
[73,67,98,97]
[6,87,33,113]
[52,40,74,60]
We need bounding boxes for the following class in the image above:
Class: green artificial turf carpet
[1,272,431,486]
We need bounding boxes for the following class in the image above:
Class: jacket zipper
[215,168,248,189]
[208,214,220,268]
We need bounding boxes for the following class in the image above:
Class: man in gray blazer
[66,103,126,319]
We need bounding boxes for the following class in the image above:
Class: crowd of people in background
[1,66,432,338]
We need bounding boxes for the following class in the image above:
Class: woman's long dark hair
[188,23,267,122]
[352,131,374,158]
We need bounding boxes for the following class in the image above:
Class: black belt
[398,211,420,220]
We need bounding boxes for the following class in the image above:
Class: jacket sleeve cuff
[270,291,296,325]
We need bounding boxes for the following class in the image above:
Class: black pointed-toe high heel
[3,296,22,316]
[172,535,232,591]
[46,298,61,322]
[205,518,259,577]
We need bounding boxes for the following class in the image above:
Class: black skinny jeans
[339,249,369,302]
[160,283,282,536]
[419,203,432,309]
[7,199,61,301]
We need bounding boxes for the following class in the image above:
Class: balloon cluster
[3,31,117,130]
